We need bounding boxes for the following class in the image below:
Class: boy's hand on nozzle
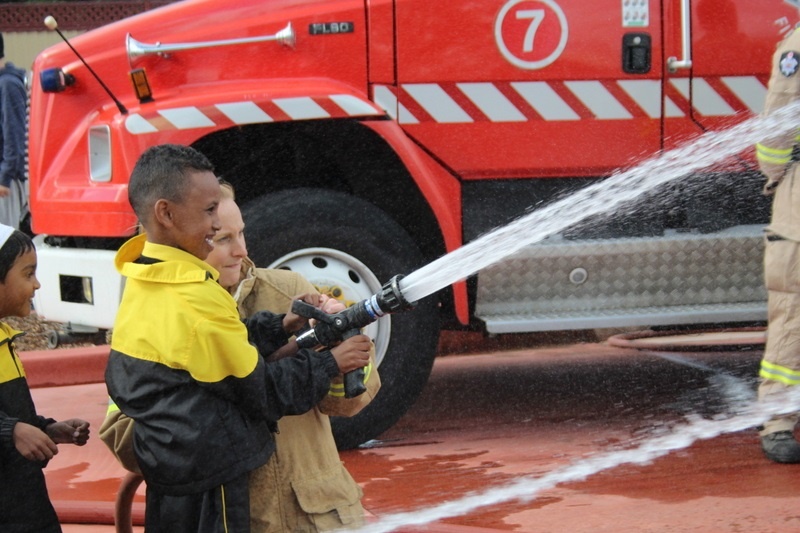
[330,334,371,374]
[284,292,322,333]
[47,419,91,446]
[13,422,58,462]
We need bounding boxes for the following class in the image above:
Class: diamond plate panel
[475,225,767,328]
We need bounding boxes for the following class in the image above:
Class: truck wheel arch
[192,117,465,324]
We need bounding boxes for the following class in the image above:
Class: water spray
[351,388,800,533]
[396,100,800,304]
[292,274,414,397]
[643,350,757,415]
[338,105,800,531]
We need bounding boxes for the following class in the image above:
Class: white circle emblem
[495,0,569,70]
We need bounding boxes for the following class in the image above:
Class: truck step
[479,302,766,334]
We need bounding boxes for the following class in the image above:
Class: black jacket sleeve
[244,310,291,356]
[261,349,339,421]
[0,411,18,453]
[242,309,340,421]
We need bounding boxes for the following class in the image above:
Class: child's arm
[46,418,90,446]
[244,292,324,355]
[10,421,58,462]
[244,310,292,356]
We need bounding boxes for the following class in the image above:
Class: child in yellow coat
[101,183,378,531]
[0,224,90,532]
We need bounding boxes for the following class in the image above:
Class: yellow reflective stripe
[757,153,791,165]
[327,361,373,397]
[362,360,373,385]
[756,143,792,165]
[760,360,800,385]
[757,143,793,157]
[106,397,120,415]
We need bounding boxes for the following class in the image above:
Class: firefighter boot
[761,431,800,463]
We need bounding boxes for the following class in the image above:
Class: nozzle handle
[342,328,367,398]
[343,369,366,398]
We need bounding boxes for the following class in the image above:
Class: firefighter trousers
[759,238,800,435]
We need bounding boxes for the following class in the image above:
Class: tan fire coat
[235,260,379,532]
[757,27,800,241]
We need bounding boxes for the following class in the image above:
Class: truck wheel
[241,188,440,450]
[46,329,60,349]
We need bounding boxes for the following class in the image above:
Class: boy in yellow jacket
[104,145,370,531]
[102,160,376,531]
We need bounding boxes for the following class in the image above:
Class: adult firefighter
[755,22,800,464]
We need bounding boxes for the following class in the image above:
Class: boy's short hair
[128,144,215,223]
[0,230,34,282]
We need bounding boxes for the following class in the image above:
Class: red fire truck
[27,0,798,447]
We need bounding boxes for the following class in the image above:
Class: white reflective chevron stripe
[721,76,768,113]
[216,101,274,124]
[377,76,766,124]
[159,107,216,129]
[373,85,419,124]
[664,96,684,118]
[565,80,633,119]
[670,77,691,101]
[617,80,662,119]
[403,84,473,123]
[123,94,382,135]
[373,85,396,119]
[511,81,580,121]
[122,77,767,135]
[330,94,381,116]
[616,80,683,118]
[457,82,526,122]
[671,77,743,117]
[690,78,736,116]
[125,114,159,134]
[273,97,330,120]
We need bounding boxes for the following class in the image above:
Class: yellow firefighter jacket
[100,250,377,529]
[104,235,338,496]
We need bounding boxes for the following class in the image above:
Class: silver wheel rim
[267,247,390,366]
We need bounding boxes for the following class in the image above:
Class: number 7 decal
[517,9,545,53]
[495,0,569,70]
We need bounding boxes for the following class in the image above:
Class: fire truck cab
[27,0,798,447]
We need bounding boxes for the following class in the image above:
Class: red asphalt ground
[23,329,800,532]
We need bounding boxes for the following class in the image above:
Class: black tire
[46,329,60,350]
[241,188,440,450]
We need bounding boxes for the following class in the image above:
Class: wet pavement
[24,331,800,532]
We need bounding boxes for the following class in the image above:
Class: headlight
[88,125,112,183]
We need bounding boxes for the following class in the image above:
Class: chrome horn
[127,22,295,66]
